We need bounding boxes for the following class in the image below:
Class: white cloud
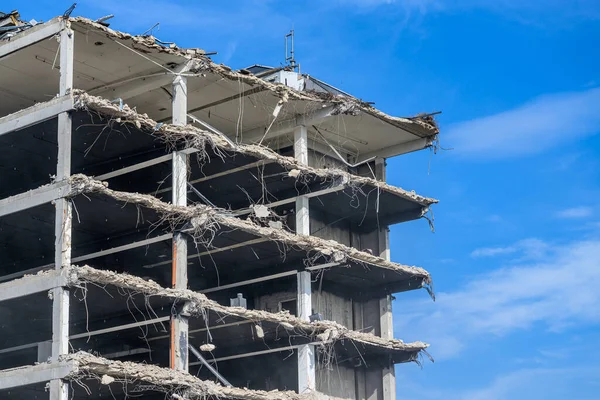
[397,239,600,360]
[337,0,600,23]
[556,206,594,219]
[445,88,600,158]
[470,238,548,259]
[461,367,600,400]
[470,246,516,258]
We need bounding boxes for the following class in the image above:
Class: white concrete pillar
[50,23,73,400]
[376,157,396,400]
[294,125,316,393]
[170,72,189,371]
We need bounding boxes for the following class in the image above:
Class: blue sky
[15,1,600,398]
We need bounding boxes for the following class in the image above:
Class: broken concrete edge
[64,264,430,356]
[71,90,438,207]
[66,16,439,136]
[67,174,433,288]
[63,351,350,400]
[68,17,207,56]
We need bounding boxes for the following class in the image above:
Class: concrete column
[375,157,396,400]
[50,24,73,400]
[294,125,308,165]
[294,125,316,394]
[170,72,189,371]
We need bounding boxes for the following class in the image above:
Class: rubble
[67,352,303,400]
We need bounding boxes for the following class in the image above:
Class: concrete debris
[255,324,265,339]
[72,91,438,208]
[69,17,206,57]
[66,352,303,400]
[252,204,270,218]
[68,174,432,285]
[268,220,283,229]
[199,344,216,352]
[100,374,115,385]
[64,265,429,357]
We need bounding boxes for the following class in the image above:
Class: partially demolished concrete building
[0,12,439,400]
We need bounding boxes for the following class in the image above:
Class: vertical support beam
[172,72,188,125]
[375,157,396,400]
[170,72,189,372]
[294,125,308,165]
[294,125,315,394]
[297,270,315,393]
[295,126,310,237]
[297,271,312,321]
[50,24,73,400]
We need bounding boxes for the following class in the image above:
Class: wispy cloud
[470,246,516,258]
[461,366,600,400]
[470,238,548,259]
[445,88,600,159]
[397,239,600,360]
[336,0,600,24]
[556,206,594,219]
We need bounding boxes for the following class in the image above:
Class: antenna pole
[285,29,297,71]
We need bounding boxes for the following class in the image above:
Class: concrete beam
[0,180,70,218]
[357,137,433,162]
[200,270,298,294]
[94,154,172,181]
[155,159,276,196]
[234,185,345,217]
[186,86,267,116]
[243,105,336,143]
[142,237,270,269]
[0,94,74,137]
[0,269,67,303]
[0,18,63,59]
[0,361,76,391]
[91,73,173,101]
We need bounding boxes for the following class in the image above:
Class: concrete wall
[318,362,357,399]
[313,289,353,329]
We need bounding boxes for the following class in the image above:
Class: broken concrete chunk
[268,220,283,229]
[199,344,216,352]
[255,324,265,338]
[252,204,270,218]
[288,169,301,178]
[100,374,115,385]
[280,322,294,331]
[316,329,331,342]
[332,251,345,262]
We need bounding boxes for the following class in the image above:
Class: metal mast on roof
[285,29,298,71]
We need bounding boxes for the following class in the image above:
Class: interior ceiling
[1,21,429,160]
